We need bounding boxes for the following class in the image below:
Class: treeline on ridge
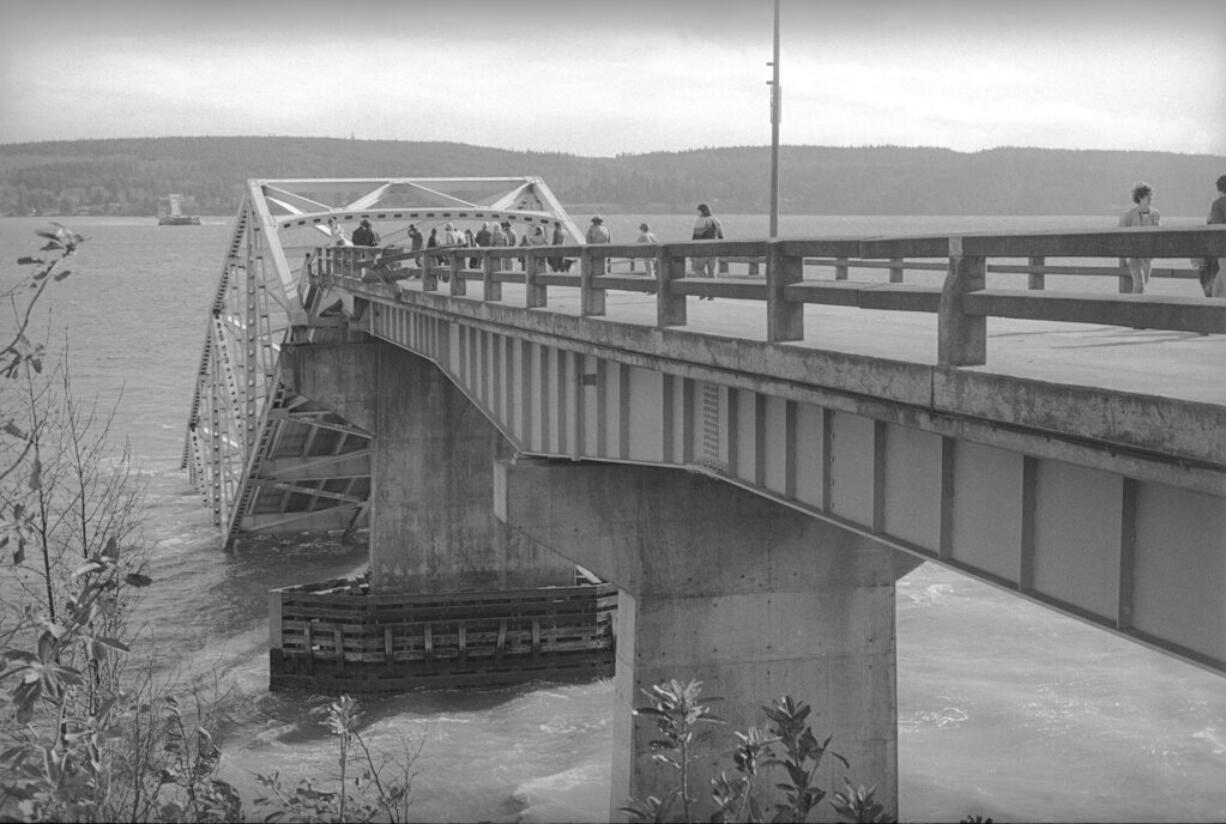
[0,136,1222,218]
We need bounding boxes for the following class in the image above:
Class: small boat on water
[157,193,201,226]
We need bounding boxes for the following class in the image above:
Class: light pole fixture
[767,0,781,237]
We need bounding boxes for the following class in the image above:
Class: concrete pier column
[282,338,574,593]
[495,458,920,822]
[369,345,574,593]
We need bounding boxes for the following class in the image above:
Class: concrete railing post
[483,251,501,302]
[581,248,607,316]
[835,256,850,280]
[524,251,547,308]
[422,252,439,292]
[656,246,688,327]
[1028,255,1046,290]
[449,250,468,296]
[888,256,904,283]
[938,237,987,367]
[767,239,804,342]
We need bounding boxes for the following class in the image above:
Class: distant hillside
[0,136,1222,218]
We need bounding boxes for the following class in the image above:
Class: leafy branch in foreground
[624,679,892,824]
[253,694,422,823]
[620,678,726,824]
[2,223,84,383]
[0,224,237,823]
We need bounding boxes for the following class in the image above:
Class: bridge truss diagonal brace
[493,456,920,822]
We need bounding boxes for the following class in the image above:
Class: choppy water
[2,214,1223,822]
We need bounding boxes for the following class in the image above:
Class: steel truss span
[182,177,581,549]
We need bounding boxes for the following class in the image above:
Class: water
[2,214,1223,822]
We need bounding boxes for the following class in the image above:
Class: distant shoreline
[2,137,1222,220]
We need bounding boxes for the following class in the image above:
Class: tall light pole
[767,0,782,237]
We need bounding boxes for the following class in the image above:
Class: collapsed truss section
[182,176,580,548]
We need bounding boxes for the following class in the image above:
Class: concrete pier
[283,340,575,593]
[496,458,921,820]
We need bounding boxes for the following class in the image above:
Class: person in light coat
[585,215,611,244]
[327,216,348,246]
[635,222,658,275]
[1118,182,1160,294]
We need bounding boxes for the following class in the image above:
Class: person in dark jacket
[548,222,567,272]
[427,227,442,266]
[691,203,723,298]
[1201,174,1226,297]
[351,218,380,247]
[407,224,424,270]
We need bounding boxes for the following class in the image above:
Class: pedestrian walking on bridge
[636,222,658,275]
[1118,182,1160,294]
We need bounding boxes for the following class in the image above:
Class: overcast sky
[2,0,1223,157]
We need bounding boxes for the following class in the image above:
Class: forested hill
[1,136,1222,218]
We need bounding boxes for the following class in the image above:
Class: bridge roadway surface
[384,276,1225,407]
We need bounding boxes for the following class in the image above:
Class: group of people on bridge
[1119,173,1225,298]
[329,214,571,273]
[324,182,1223,301]
[324,202,727,283]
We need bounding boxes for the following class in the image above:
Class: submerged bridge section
[184,177,1225,819]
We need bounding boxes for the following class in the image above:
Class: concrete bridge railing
[633,253,1205,288]
[311,225,1226,368]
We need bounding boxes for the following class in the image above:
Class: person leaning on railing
[407,224,424,271]
[327,215,349,247]
[1118,182,1159,294]
[586,215,611,244]
[691,203,724,300]
[1200,173,1226,298]
[467,228,479,269]
[503,222,520,270]
[490,222,509,271]
[548,222,568,272]
[526,225,549,271]
[351,218,380,247]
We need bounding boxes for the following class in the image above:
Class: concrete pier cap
[495,456,921,822]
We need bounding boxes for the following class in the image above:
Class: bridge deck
[385,277,1225,408]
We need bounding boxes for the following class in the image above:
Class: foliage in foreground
[620,678,888,824]
[623,678,993,824]
[0,223,238,821]
[1,225,420,822]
